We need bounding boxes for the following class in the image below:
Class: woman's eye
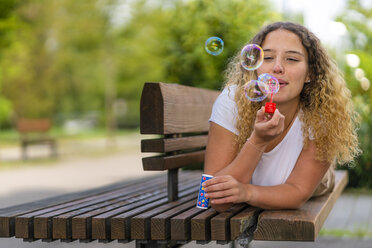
[264,57,273,60]
[288,58,299,62]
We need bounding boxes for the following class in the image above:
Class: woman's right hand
[250,106,285,145]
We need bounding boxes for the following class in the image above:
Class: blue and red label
[196,174,213,209]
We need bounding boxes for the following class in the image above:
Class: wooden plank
[230,207,262,240]
[253,170,348,241]
[140,82,164,135]
[150,200,196,240]
[170,206,205,241]
[71,180,196,240]
[101,179,200,241]
[210,203,247,241]
[53,185,167,240]
[142,150,205,171]
[141,135,208,153]
[140,82,219,135]
[0,174,165,238]
[130,190,198,240]
[16,118,52,132]
[15,175,167,239]
[191,208,218,241]
[54,172,199,240]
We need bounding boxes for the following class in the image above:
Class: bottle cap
[265,102,276,114]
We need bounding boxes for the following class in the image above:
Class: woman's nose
[273,60,284,74]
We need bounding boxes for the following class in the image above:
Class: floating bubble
[244,80,269,102]
[205,37,224,56]
[258,73,279,94]
[240,44,264,71]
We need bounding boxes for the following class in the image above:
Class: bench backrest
[140,82,220,201]
[16,118,52,133]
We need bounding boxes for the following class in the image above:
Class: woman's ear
[305,75,311,84]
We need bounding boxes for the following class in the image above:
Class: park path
[0,133,371,247]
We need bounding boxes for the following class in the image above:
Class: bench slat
[68,174,198,241]
[15,175,167,239]
[131,193,198,240]
[150,200,196,240]
[191,208,218,241]
[93,179,199,241]
[0,176,147,237]
[141,135,208,153]
[40,179,171,240]
[253,170,348,241]
[52,185,167,240]
[170,206,205,241]
[211,203,247,241]
[142,150,205,171]
[140,82,219,135]
[230,207,262,240]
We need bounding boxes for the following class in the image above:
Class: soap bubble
[258,73,279,94]
[240,44,264,71]
[244,80,269,102]
[205,37,224,56]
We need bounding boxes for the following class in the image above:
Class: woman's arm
[204,139,331,209]
[204,107,285,212]
[204,122,262,212]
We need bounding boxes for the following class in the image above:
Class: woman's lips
[278,79,288,88]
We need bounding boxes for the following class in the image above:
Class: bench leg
[21,141,28,160]
[50,140,58,158]
[136,240,182,248]
[168,168,179,202]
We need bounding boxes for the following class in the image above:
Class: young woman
[202,22,360,212]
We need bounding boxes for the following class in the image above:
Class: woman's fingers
[266,109,285,130]
[203,175,246,204]
[202,175,231,188]
[256,106,266,122]
[205,188,235,200]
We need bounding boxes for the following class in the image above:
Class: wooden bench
[16,118,57,160]
[0,82,348,247]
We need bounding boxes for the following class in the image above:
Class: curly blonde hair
[224,22,360,164]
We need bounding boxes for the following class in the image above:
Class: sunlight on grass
[320,228,372,238]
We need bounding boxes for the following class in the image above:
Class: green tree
[116,0,281,127]
[1,0,114,124]
[336,0,372,188]
[0,0,282,129]
[0,0,18,127]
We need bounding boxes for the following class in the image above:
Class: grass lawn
[0,127,139,147]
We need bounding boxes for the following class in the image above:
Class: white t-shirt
[209,85,304,186]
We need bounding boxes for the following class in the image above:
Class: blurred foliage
[116,0,280,126]
[336,0,372,188]
[0,0,280,129]
[0,0,18,127]
[1,0,112,127]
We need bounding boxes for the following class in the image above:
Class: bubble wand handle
[265,93,276,114]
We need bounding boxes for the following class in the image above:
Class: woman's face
[256,29,309,106]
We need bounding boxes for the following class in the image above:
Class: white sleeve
[209,86,239,135]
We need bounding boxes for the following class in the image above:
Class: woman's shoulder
[218,84,238,103]
[209,84,239,135]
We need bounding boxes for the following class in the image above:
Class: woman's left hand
[203,175,250,205]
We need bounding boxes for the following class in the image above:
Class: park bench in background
[0,82,348,247]
[16,118,57,160]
